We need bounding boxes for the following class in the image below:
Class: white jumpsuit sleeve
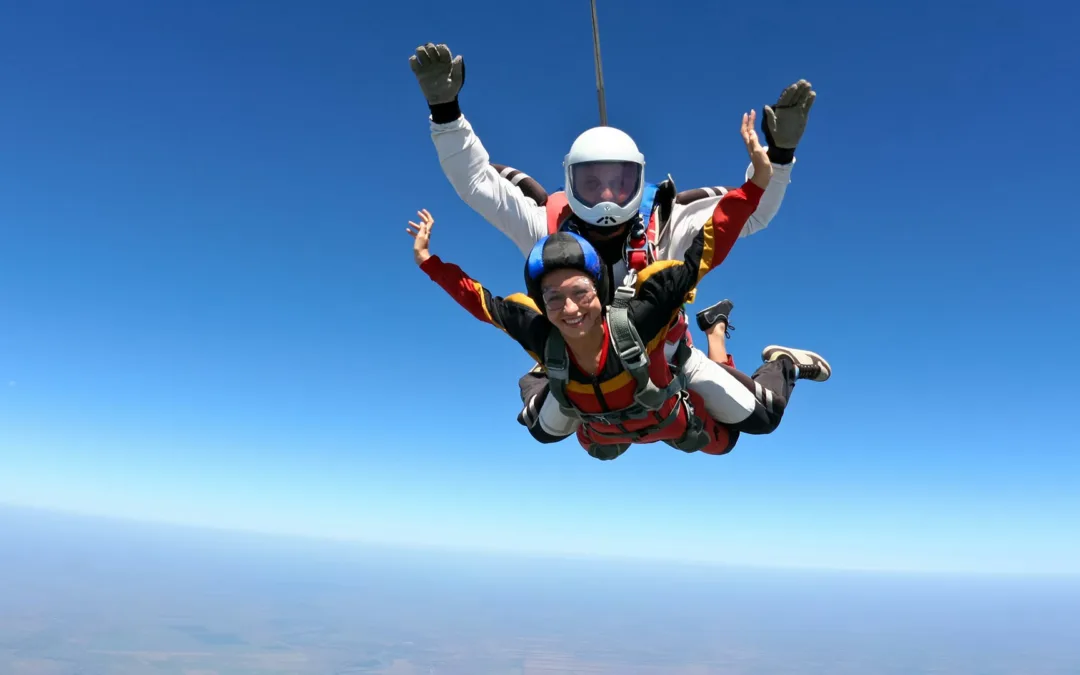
[659,158,794,262]
[741,156,793,237]
[430,115,549,257]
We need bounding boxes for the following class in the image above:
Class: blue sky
[1,0,1078,574]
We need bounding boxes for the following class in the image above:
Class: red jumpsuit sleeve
[693,180,765,281]
[630,181,765,345]
[419,254,549,360]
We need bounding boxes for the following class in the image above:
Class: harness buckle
[623,215,655,271]
[624,238,651,260]
[617,340,645,368]
[613,284,636,303]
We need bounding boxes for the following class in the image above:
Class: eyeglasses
[542,286,596,311]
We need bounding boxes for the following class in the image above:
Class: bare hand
[406,209,434,265]
[741,109,773,190]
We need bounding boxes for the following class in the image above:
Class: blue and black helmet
[524,231,610,311]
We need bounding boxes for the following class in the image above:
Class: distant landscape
[2,505,1078,674]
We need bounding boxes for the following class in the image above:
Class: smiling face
[540,268,603,340]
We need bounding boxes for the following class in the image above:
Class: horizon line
[3,500,1078,579]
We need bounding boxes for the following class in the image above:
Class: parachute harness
[541,260,710,456]
[622,217,656,273]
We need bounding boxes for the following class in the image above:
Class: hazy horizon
[5,501,1080,580]
[3,505,1080,674]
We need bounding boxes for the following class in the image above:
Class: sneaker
[761,345,831,382]
[695,299,735,338]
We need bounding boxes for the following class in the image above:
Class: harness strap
[544,333,644,426]
[638,182,659,227]
[580,394,683,442]
[541,320,685,427]
[542,330,579,423]
[582,390,710,453]
[606,270,684,412]
[664,392,710,452]
[539,216,704,444]
[542,327,710,453]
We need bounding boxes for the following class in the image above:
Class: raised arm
[407,209,550,363]
[659,79,815,259]
[631,182,764,343]
[629,112,770,342]
[660,165,789,261]
[738,78,814,237]
[410,43,548,257]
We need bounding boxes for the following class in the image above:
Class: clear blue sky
[2,0,1078,574]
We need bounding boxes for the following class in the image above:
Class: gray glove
[763,79,816,152]
[409,43,464,106]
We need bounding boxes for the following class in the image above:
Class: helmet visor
[569,161,643,209]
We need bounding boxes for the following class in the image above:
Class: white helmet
[563,126,645,228]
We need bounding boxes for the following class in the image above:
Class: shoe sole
[762,345,832,382]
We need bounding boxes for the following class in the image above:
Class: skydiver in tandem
[405,111,830,461]
[408,42,819,448]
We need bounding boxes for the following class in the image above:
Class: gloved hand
[409,43,465,123]
[761,79,816,164]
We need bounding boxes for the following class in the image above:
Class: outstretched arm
[736,79,815,236]
[410,43,548,257]
[735,159,791,238]
[630,112,769,342]
[660,79,815,258]
[662,166,789,260]
[738,78,815,235]
[407,209,550,362]
[677,110,770,288]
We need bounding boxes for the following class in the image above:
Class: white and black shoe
[761,345,831,382]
